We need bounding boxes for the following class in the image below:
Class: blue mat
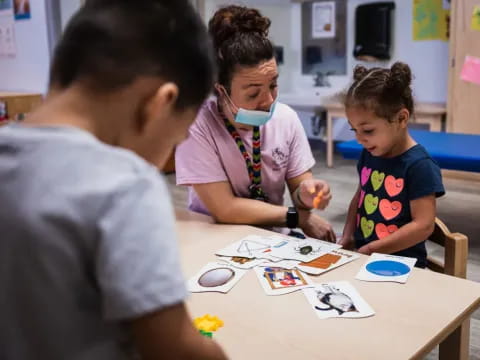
[336,130,480,172]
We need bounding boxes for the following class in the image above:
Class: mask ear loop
[215,84,239,115]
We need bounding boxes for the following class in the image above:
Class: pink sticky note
[460,55,480,86]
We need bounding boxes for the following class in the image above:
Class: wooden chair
[427,217,468,278]
[427,217,470,360]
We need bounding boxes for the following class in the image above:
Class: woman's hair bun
[209,5,271,48]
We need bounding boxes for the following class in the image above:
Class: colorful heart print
[361,167,372,186]
[385,175,404,197]
[361,217,374,238]
[358,190,366,208]
[375,223,399,239]
[379,199,402,220]
[371,170,385,191]
[364,194,379,215]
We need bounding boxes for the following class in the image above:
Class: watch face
[287,207,298,228]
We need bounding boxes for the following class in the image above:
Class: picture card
[258,259,300,269]
[215,235,285,259]
[216,255,265,269]
[296,248,360,275]
[254,266,314,296]
[303,281,375,319]
[268,237,341,262]
[355,253,417,284]
[188,262,248,293]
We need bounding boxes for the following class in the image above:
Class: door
[447,0,480,134]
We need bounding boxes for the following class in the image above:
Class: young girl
[340,62,445,268]
[0,1,225,359]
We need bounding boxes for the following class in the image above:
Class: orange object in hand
[312,190,323,209]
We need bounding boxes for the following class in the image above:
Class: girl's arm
[358,194,436,255]
[341,185,361,248]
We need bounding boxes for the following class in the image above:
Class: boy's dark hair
[49,0,215,109]
[208,5,274,92]
[344,62,415,121]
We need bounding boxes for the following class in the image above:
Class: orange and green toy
[194,314,224,338]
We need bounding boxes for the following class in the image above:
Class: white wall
[0,0,83,94]
[60,0,81,30]
[347,0,449,103]
[288,0,449,103]
[0,0,50,93]
[203,1,450,102]
[1,0,449,101]
[202,0,293,90]
[201,0,449,140]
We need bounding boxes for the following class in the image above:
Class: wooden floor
[166,149,480,360]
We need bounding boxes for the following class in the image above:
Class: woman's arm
[193,181,289,226]
[286,171,336,242]
[341,185,361,248]
[193,174,335,241]
[287,171,331,210]
[358,194,436,255]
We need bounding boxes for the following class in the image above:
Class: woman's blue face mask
[234,102,277,126]
[220,86,277,127]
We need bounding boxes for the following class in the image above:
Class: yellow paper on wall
[472,5,480,31]
[413,0,449,41]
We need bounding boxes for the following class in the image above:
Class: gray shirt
[0,124,187,359]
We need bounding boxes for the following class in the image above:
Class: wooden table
[176,210,480,360]
[323,102,447,168]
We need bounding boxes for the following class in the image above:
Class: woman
[176,5,336,242]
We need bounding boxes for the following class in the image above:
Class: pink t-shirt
[175,97,315,215]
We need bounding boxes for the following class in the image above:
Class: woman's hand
[298,209,336,243]
[297,179,332,210]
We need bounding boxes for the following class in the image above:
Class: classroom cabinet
[0,92,43,123]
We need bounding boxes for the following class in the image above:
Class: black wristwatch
[286,206,299,229]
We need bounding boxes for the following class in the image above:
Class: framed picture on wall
[312,1,335,39]
[14,0,30,20]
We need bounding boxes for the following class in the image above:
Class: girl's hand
[338,234,355,250]
[358,243,374,255]
[297,179,332,210]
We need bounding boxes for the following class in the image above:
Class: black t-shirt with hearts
[354,144,445,268]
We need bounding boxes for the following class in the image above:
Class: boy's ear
[397,108,410,128]
[140,82,179,133]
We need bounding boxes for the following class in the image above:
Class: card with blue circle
[366,260,411,276]
[356,253,417,283]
